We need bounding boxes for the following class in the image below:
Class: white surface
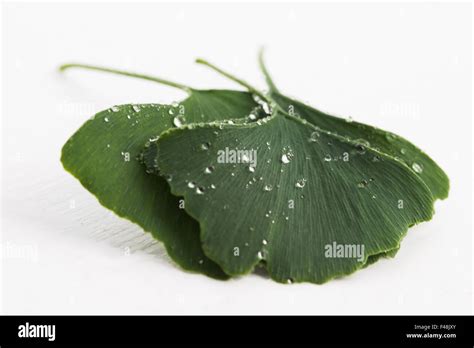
[1,2,472,314]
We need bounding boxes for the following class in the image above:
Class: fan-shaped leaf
[61,73,261,278]
[149,112,435,283]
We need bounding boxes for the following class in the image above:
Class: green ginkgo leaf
[146,60,442,284]
[60,64,263,279]
[190,53,449,266]
[257,53,449,201]
[149,111,435,284]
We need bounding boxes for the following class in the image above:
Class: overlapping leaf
[61,56,448,284]
[147,111,435,283]
[61,66,263,278]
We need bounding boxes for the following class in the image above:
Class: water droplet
[249,227,255,232]
[386,133,397,141]
[357,180,369,188]
[198,259,204,264]
[400,148,407,155]
[262,102,271,114]
[263,184,273,192]
[227,120,234,125]
[104,117,109,122]
[324,154,332,162]
[286,278,293,284]
[132,105,141,113]
[281,154,290,164]
[295,178,306,188]
[173,116,185,127]
[262,239,268,245]
[249,113,257,121]
[210,184,216,189]
[204,166,214,174]
[111,106,120,112]
[165,174,173,182]
[201,142,211,150]
[187,181,196,189]
[248,166,255,173]
[412,162,423,173]
[196,187,205,195]
[372,195,377,199]
[346,116,353,123]
[308,131,320,142]
[257,251,264,259]
[126,115,131,119]
[354,139,370,155]
[168,108,175,115]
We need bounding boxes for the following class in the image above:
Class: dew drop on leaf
[187,181,196,189]
[324,154,332,162]
[196,187,205,195]
[357,180,369,188]
[248,166,255,173]
[263,184,273,192]
[132,105,141,113]
[204,166,214,174]
[295,178,306,189]
[281,154,291,164]
[412,162,423,173]
[111,106,120,112]
[104,117,109,122]
[308,131,320,142]
[173,116,185,127]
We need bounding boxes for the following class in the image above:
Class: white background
[1,2,472,314]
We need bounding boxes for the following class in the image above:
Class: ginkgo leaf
[190,53,449,266]
[145,59,441,284]
[60,64,263,279]
[257,52,449,201]
[148,112,435,284]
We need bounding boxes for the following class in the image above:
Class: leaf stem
[59,63,192,93]
[195,58,269,102]
[258,48,280,93]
